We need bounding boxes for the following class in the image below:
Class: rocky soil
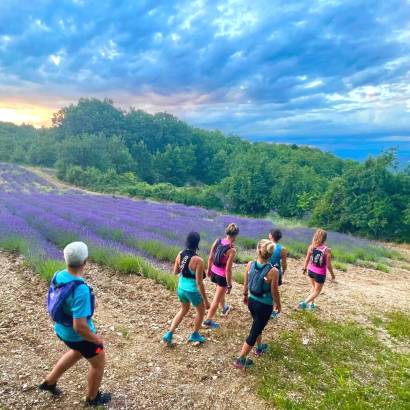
[0,250,409,409]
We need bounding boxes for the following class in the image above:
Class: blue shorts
[177,288,202,307]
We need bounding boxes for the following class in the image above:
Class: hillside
[1,98,409,242]
[0,163,409,409]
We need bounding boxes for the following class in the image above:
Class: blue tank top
[269,243,282,271]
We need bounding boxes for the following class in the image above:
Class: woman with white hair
[39,242,111,407]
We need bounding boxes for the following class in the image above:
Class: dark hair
[186,231,200,250]
[270,229,282,241]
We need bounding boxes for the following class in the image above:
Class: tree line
[0,98,409,242]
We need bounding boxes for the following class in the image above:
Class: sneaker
[233,357,254,369]
[38,381,62,396]
[270,311,279,319]
[220,304,231,317]
[203,319,220,329]
[298,301,308,310]
[162,331,174,346]
[308,303,317,311]
[255,343,268,357]
[188,332,206,344]
[85,391,112,407]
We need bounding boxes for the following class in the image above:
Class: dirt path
[0,251,409,409]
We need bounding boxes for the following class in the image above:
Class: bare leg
[169,303,190,333]
[86,350,105,401]
[206,286,226,321]
[304,276,317,301]
[194,302,205,332]
[45,349,82,385]
[306,282,324,304]
[239,342,253,358]
[219,293,226,310]
[256,334,262,346]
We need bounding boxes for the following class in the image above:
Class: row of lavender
[0,163,396,272]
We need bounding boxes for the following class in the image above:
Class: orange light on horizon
[0,104,54,127]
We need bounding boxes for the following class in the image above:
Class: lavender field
[0,163,403,283]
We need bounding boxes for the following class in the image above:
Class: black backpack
[212,239,232,268]
[248,262,273,297]
[311,247,327,268]
[180,249,206,279]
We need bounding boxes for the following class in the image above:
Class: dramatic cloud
[0,0,409,161]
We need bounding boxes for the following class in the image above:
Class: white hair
[64,241,88,267]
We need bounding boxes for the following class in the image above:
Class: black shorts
[308,270,326,284]
[59,337,104,359]
[210,272,228,288]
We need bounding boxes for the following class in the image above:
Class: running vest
[308,245,328,275]
[179,249,197,279]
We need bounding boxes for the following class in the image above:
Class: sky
[0,0,410,163]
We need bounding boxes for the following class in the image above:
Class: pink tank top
[308,245,328,275]
[211,238,231,277]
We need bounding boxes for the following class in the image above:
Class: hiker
[39,242,111,407]
[268,229,287,285]
[203,223,239,329]
[299,229,336,309]
[234,239,281,369]
[163,232,210,345]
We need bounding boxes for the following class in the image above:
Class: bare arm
[281,247,287,274]
[243,262,251,304]
[173,253,181,275]
[207,240,218,275]
[73,318,103,345]
[270,268,281,312]
[302,246,312,274]
[195,258,209,308]
[326,249,335,279]
[225,248,236,290]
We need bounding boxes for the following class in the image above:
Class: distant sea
[248,135,409,167]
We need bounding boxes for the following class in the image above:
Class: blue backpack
[248,262,273,297]
[47,272,95,327]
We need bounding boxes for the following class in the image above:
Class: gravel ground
[0,250,409,409]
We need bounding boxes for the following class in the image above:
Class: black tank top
[179,249,197,279]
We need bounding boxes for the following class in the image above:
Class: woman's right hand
[94,334,104,346]
[302,268,307,276]
[243,294,248,305]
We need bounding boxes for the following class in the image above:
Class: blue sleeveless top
[269,243,282,271]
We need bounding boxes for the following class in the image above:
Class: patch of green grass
[282,240,306,259]
[385,311,410,340]
[0,236,64,280]
[375,263,390,273]
[333,261,348,272]
[233,269,245,284]
[256,312,410,409]
[236,236,258,250]
[89,247,177,291]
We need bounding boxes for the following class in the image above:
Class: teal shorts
[177,288,202,307]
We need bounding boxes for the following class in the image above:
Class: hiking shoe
[203,319,220,329]
[233,357,254,369]
[220,304,231,317]
[188,332,206,344]
[270,311,279,319]
[298,301,308,310]
[38,381,62,396]
[308,303,317,311]
[255,343,268,357]
[85,391,112,407]
[162,331,174,346]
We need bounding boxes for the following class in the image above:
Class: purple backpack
[47,272,95,327]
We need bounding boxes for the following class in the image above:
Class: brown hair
[312,229,327,247]
[257,239,275,260]
[225,223,239,237]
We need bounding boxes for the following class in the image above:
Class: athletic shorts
[177,288,203,307]
[210,272,228,288]
[308,270,326,284]
[58,336,104,359]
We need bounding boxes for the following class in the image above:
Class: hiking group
[39,224,335,406]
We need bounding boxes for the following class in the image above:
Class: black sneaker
[85,391,112,407]
[38,381,62,396]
